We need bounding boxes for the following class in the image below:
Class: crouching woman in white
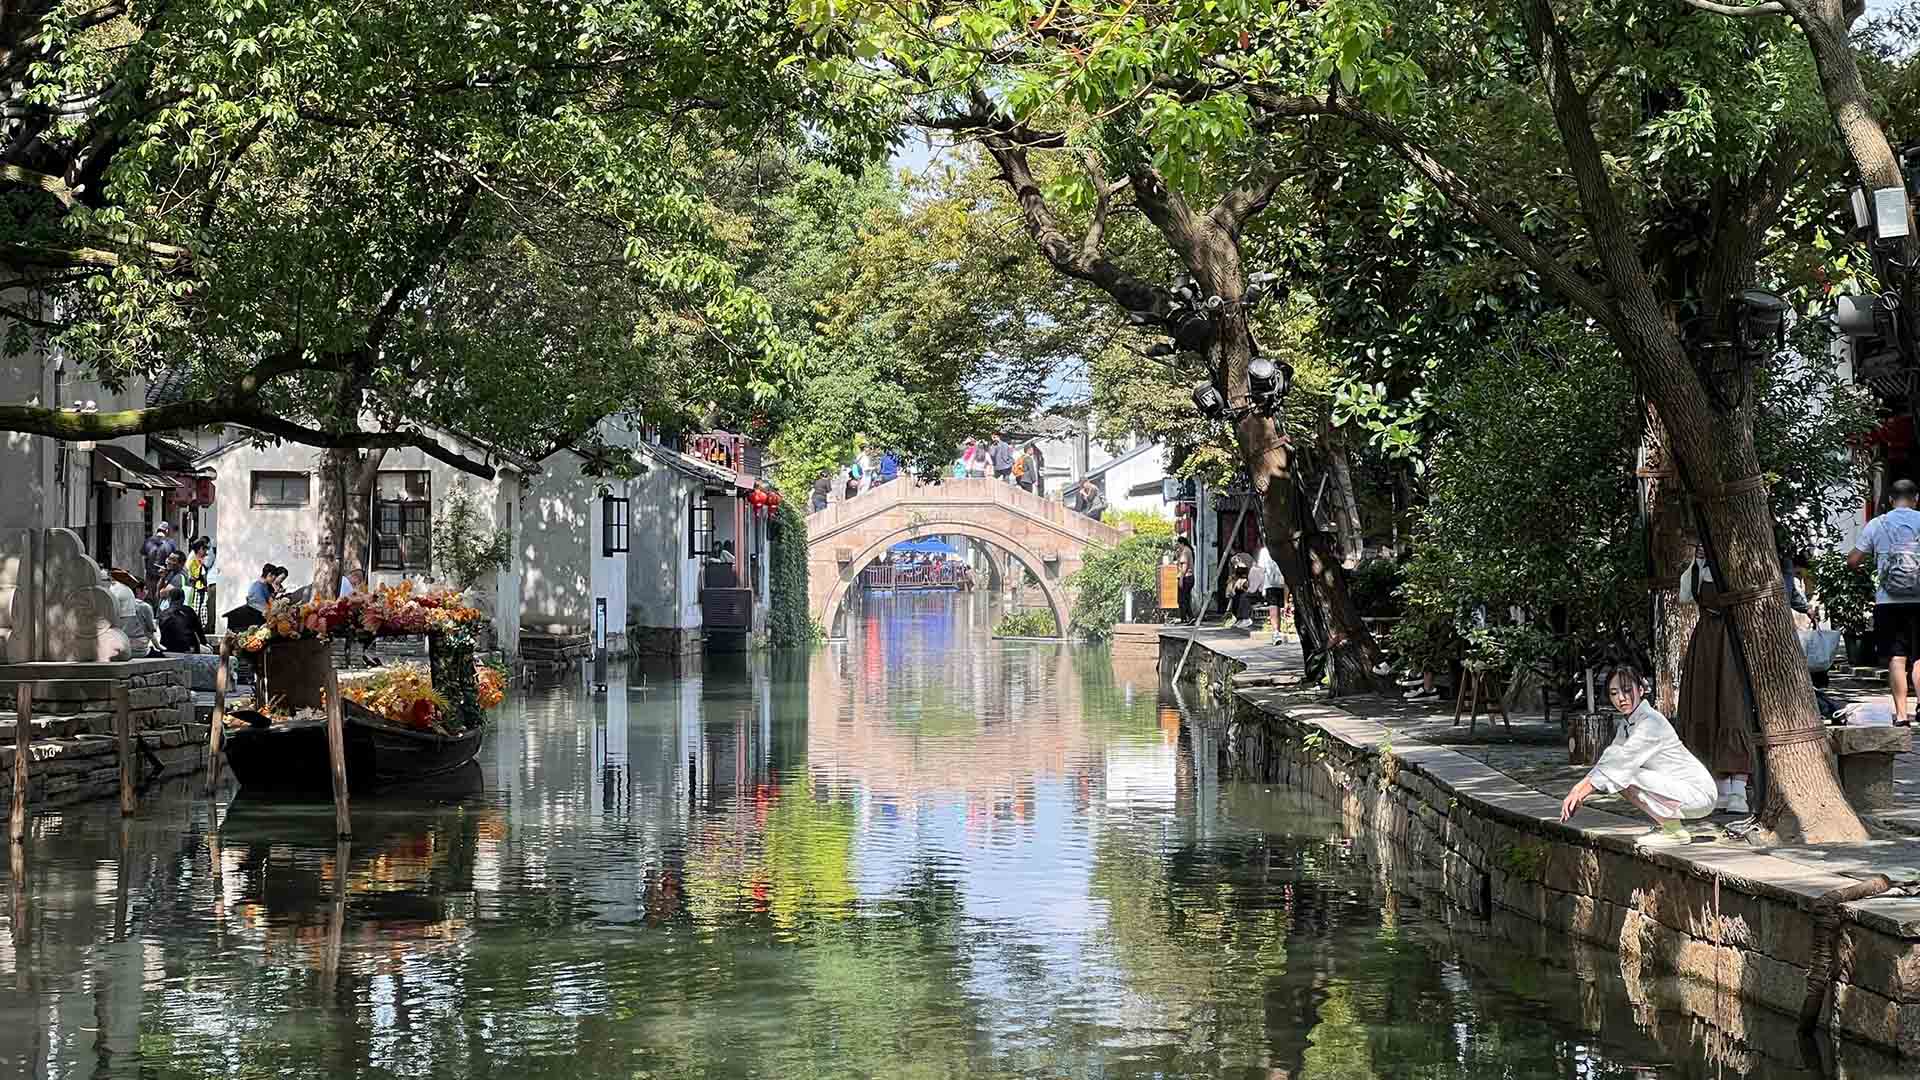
[1560,666,1719,847]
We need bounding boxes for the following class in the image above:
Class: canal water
[0,592,1905,1078]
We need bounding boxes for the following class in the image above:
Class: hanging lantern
[768,490,783,512]
[750,487,770,512]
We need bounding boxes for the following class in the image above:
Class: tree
[804,0,1919,839]
[0,1,888,596]
[787,9,1394,689]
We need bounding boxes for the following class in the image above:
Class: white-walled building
[0,352,170,574]
[520,426,773,658]
[196,431,531,657]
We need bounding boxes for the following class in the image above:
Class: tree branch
[0,163,81,208]
[1210,170,1288,234]
[365,177,481,350]
[1681,0,1788,16]
[979,135,1171,319]
[1241,85,1617,324]
[0,399,497,479]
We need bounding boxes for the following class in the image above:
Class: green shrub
[1808,549,1873,646]
[1347,557,1405,617]
[432,481,513,590]
[768,502,821,647]
[994,608,1060,637]
[1064,518,1175,640]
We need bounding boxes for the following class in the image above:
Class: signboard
[592,597,608,692]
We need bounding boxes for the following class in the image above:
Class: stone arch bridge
[806,477,1131,636]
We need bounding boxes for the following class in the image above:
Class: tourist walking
[1014,444,1035,492]
[184,537,213,620]
[1224,550,1256,629]
[140,521,177,596]
[1560,666,1717,847]
[1675,543,1754,813]
[1257,545,1287,645]
[840,462,858,501]
[990,432,1014,482]
[156,551,187,610]
[1849,477,1920,725]
[1028,442,1047,497]
[811,473,831,512]
[878,449,899,487]
[1174,537,1195,624]
[967,439,989,478]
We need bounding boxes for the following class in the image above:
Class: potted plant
[1808,550,1874,666]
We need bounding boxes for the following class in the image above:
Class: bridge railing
[805,475,1125,543]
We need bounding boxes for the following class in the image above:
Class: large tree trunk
[344,450,386,577]
[1622,316,1863,842]
[1515,0,1866,842]
[312,446,353,602]
[1190,226,1386,694]
[1321,419,1365,568]
[1641,405,1698,716]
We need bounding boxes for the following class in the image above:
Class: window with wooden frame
[250,471,311,508]
[603,494,629,555]
[688,495,714,559]
[373,470,432,570]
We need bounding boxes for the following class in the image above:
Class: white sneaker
[1638,827,1692,848]
[1721,791,1749,814]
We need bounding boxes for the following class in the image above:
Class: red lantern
[768,490,783,511]
[749,487,770,512]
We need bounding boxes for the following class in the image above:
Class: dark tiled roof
[145,364,196,407]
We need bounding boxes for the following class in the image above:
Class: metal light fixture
[1191,381,1228,420]
[1731,289,1790,355]
[1851,184,1914,242]
[1247,357,1294,416]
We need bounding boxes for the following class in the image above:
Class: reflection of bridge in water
[805,477,1129,636]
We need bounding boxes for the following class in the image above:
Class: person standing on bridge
[811,473,831,512]
[990,432,1015,483]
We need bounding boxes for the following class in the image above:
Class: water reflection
[0,593,1906,1077]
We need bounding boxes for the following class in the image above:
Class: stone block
[1828,726,1913,756]
[1839,926,1920,1006]
[1829,981,1920,1058]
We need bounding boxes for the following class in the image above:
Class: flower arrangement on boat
[342,664,454,731]
[239,581,487,653]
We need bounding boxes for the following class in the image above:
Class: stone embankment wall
[0,659,208,807]
[1165,637,1920,1062]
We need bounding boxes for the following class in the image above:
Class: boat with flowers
[221,582,507,796]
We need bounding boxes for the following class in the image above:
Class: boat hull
[223,711,484,796]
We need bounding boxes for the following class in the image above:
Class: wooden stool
[1453,667,1510,732]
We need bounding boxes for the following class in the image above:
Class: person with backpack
[1675,541,1753,814]
[1850,477,1920,725]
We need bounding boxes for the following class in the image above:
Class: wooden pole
[113,683,134,817]
[322,665,351,839]
[205,635,230,795]
[10,685,29,845]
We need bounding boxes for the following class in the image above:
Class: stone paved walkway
[1161,625,1920,903]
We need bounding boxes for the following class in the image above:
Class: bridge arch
[806,477,1130,639]
[820,521,1070,639]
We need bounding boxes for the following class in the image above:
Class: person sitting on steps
[1560,665,1718,848]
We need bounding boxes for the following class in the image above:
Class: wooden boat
[223,700,484,796]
